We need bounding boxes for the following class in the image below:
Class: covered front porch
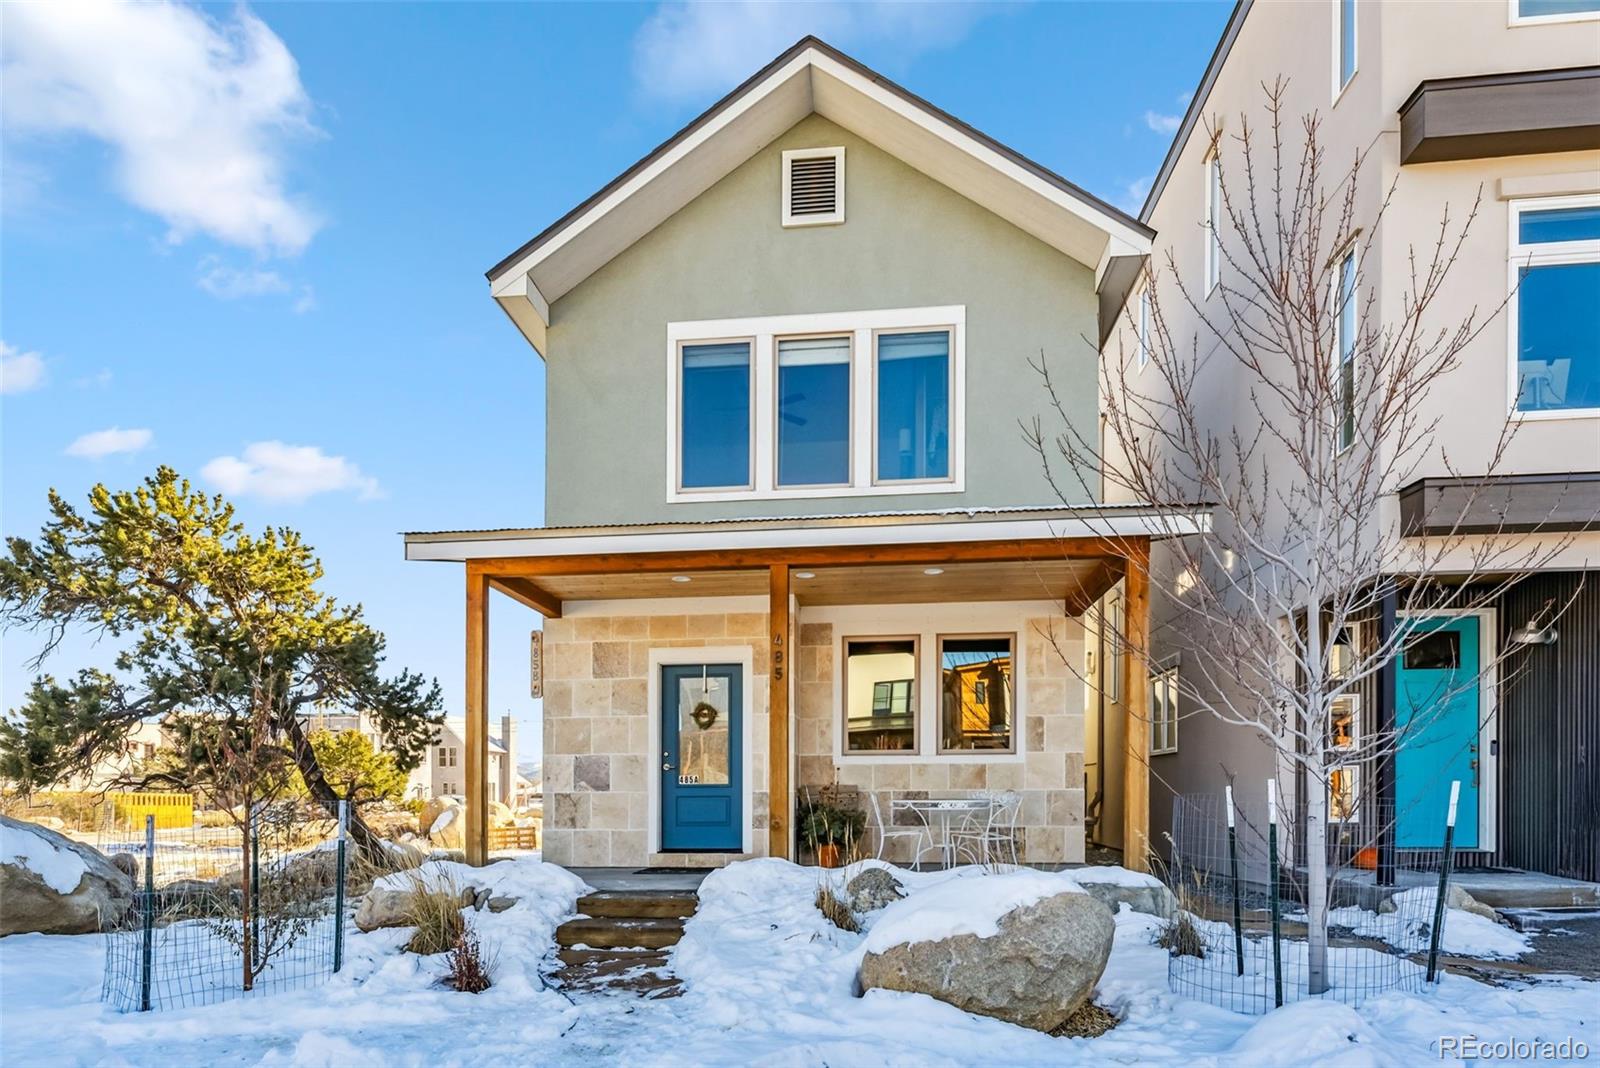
[405,507,1208,874]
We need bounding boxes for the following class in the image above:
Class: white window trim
[781,146,845,227]
[1508,0,1600,25]
[1506,194,1600,421]
[1136,287,1151,371]
[1203,150,1221,295]
[1332,0,1358,103]
[1149,664,1178,756]
[1332,245,1360,453]
[666,305,966,503]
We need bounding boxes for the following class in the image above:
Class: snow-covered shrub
[444,924,495,993]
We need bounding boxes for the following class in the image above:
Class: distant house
[60,719,171,793]
[297,709,519,807]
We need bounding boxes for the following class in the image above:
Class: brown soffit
[1399,66,1600,166]
[484,35,1153,284]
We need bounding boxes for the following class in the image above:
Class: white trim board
[646,645,757,857]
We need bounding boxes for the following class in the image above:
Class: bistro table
[893,796,997,869]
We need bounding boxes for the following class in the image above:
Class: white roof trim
[405,512,1209,562]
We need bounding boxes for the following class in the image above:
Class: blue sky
[1,0,1228,764]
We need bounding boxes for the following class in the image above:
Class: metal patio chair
[949,791,1022,869]
[872,793,941,867]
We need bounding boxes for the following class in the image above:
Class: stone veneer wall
[794,616,1087,865]
[540,611,771,867]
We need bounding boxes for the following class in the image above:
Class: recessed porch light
[794,571,816,579]
[923,567,945,576]
[671,575,692,583]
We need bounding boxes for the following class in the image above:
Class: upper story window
[1335,0,1358,96]
[1334,248,1359,451]
[1204,150,1222,294]
[1512,0,1600,23]
[667,306,965,502]
[679,341,753,489]
[1137,288,1152,369]
[1510,196,1600,417]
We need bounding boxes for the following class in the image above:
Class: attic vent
[782,147,844,227]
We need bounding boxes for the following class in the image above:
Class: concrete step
[551,949,681,998]
[555,916,686,950]
[577,890,698,919]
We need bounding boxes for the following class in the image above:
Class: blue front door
[660,664,742,852]
[1395,617,1481,849]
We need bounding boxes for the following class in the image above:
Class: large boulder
[1076,878,1176,920]
[845,868,905,913]
[859,889,1114,1032]
[355,887,415,932]
[0,815,135,935]
[422,798,464,850]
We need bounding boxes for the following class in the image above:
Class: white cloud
[1144,110,1181,135]
[2,2,321,255]
[202,441,381,503]
[633,1,1002,105]
[196,257,292,299]
[1,341,47,394]
[73,369,115,389]
[1118,174,1153,214]
[65,426,153,459]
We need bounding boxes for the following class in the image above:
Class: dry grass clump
[1050,1001,1120,1038]
[1156,911,1207,959]
[444,925,496,993]
[814,881,860,933]
[403,873,465,955]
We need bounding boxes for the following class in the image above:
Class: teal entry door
[660,664,743,852]
[1395,617,1481,849]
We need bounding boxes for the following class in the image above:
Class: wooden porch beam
[1121,538,1152,873]
[465,567,490,866]
[470,537,1136,577]
[768,563,791,860]
[486,575,563,618]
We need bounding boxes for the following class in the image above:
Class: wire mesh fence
[97,801,352,1013]
[1162,784,1462,1014]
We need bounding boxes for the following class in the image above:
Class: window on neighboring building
[678,340,753,490]
[439,745,457,768]
[875,329,952,483]
[1334,248,1358,451]
[1150,665,1179,755]
[777,335,851,486]
[1204,150,1222,293]
[843,636,918,752]
[1514,0,1600,21]
[939,634,1015,753]
[1510,197,1600,416]
[1336,0,1358,93]
[1137,288,1151,369]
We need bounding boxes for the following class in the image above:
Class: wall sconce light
[1510,622,1558,646]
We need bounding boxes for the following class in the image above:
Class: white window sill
[669,480,963,504]
[1512,407,1600,422]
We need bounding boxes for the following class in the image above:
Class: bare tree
[1026,80,1574,995]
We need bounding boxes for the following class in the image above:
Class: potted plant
[799,800,865,868]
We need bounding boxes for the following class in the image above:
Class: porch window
[1329,694,1360,821]
[679,340,753,489]
[843,636,917,752]
[938,634,1015,753]
[1510,196,1600,416]
[1150,665,1178,755]
[777,336,851,486]
[875,329,951,482]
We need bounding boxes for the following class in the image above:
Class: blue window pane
[1516,263,1600,412]
[1518,0,1600,15]
[1338,252,1357,448]
[680,342,750,488]
[876,330,950,481]
[1519,206,1600,245]
[778,337,850,486]
[1339,0,1357,86]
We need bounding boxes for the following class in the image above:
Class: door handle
[662,762,675,772]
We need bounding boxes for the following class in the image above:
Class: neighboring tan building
[1100,1,1600,880]
[299,709,519,807]
[406,37,1210,869]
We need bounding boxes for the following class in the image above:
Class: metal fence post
[1267,780,1283,1008]
[249,803,261,970]
[1226,785,1245,976]
[333,799,348,974]
[139,814,155,1012]
[1426,781,1460,984]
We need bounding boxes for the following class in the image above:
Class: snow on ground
[2,819,88,894]
[1,856,1594,1067]
[1287,887,1535,961]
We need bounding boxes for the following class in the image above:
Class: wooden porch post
[465,566,490,866]
[1122,539,1152,872]
[768,563,790,859]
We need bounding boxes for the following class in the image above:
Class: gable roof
[488,36,1153,357]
